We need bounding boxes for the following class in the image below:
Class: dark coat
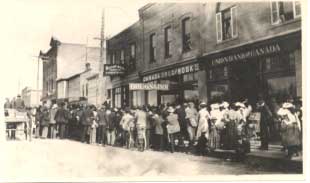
[97,109,107,126]
[41,110,50,126]
[54,108,69,124]
[106,110,116,130]
[82,108,94,126]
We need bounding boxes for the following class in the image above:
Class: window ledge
[271,18,301,29]
[216,36,238,45]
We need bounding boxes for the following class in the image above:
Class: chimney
[85,62,91,71]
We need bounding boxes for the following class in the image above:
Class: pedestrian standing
[175,103,188,145]
[278,103,301,159]
[55,102,69,139]
[49,104,58,139]
[166,106,180,153]
[196,102,210,155]
[106,106,116,146]
[209,103,222,150]
[81,105,93,143]
[90,106,98,145]
[256,95,273,150]
[34,106,42,138]
[120,107,135,149]
[135,106,147,151]
[97,104,107,146]
[151,108,164,151]
[41,106,50,139]
[185,102,198,144]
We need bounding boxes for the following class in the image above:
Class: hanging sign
[129,83,169,91]
[104,64,126,76]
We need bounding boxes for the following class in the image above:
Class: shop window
[182,17,191,52]
[164,26,172,58]
[267,76,296,101]
[150,33,156,63]
[132,90,145,107]
[265,57,272,70]
[183,72,197,82]
[209,66,228,80]
[271,1,301,25]
[210,84,229,101]
[264,51,296,72]
[216,6,237,42]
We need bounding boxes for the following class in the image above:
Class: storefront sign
[129,83,169,91]
[142,63,200,82]
[104,64,126,76]
[211,43,281,66]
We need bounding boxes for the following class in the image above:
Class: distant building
[21,87,42,107]
[40,37,101,105]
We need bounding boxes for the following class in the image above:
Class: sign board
[104,64,126,76]
[143,63,200,82]
[129,83,169,91]
[211,43,281,66]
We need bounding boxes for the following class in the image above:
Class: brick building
[106,2,302,107]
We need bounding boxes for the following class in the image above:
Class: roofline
[108,20,140,40]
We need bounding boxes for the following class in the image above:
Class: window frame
[182,17,191,52]
[149,33,156,63]
[270,1,301,25]
[216,6,238,43]
[164,26,172,58]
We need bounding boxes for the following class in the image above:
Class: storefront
[201,31,301,105]
[142,62,201,105]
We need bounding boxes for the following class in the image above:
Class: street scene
[1,0,304,181]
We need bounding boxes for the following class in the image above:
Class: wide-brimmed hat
[199,102,207,107]
[211,103,220,110]
[52,104,58,109]
[220,101,230,108]
[282,102,295,109]
[167,106,175,113]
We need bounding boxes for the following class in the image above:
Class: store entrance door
[229,59,261,103]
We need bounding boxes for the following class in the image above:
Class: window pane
[279,2,294,21]
[216,13,222,41]
[231,7,237,37]
[210,84,229,100]
[222,9,232,40]
[295,1,301,16]
[267,76,296,100]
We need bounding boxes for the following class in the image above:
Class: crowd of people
[4,94,302,160]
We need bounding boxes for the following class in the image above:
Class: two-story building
[199,1,301,104]
[106,21,143,108]
[106,2,302,107]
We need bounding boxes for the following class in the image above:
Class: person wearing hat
[135,106,147,151]
[14,94,25,111]
[54,102,69,139]
[120,107,135,149]
[185,102,198,144]
[49,103,58,139]
[209,103,222,150]
[41,106,50,139]
[106,105,116,146]
[97,104,108,146]
[196,102,210,155]
[4,98,11,109]
[280,103,301,159]
[256,95,273,150]
[166,106,180,153]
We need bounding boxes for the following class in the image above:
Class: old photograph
[0,0,306,181]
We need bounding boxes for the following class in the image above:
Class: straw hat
[200,102,207,107]
[167,106,175,113]
[282,102,295,109]
[220,101,230,108]
[211,103,220,110]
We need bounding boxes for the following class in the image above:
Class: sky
[0,0,146,99]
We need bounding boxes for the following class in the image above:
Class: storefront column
[198,70,208,102]
[295,48,302,97]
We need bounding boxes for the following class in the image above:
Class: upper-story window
[216,6,237,42]
[164,26,172,58]
[150,33,156,63]
[129,43,136,70]
[110,52,115,64]
[182,17,191,52]
[271,1,301,25]
[120,49,125,65]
